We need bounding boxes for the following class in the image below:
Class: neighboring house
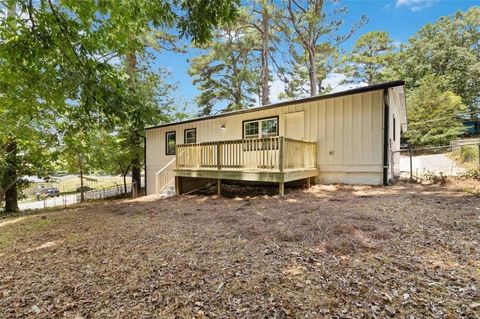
[463,119,480,136]
[145,81,407,196]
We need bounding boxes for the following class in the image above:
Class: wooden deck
[174,137,319,195]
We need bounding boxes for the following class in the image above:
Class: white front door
[284,111,304,140]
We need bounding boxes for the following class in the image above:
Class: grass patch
[0,215,59,251]
[0,232,15,250]
[449,145,479,169]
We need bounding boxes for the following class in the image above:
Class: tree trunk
[80,167,85,202]
[127,48,142,197]
[123,173,128,194]
[4,140,19,213]
[260,5,270,106]
[131,156,141,195]
[307,48,318,97]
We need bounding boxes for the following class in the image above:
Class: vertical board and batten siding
[146,90,386,194]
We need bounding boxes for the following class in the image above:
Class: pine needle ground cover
[0,184,479,318]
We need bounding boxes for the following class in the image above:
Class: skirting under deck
[174,168,319,196]
[174,168,319,183]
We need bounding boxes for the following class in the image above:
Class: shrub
[460,167,480,180]
[421,171,447,185]
[458,146,477,163]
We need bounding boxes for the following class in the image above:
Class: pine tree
[405,76,466,146]
[340,31,394,85]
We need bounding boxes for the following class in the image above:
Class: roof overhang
[146,80,406,131]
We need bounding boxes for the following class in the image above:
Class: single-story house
[145,80,407,196]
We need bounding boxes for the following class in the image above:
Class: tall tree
[284,0,367,97]
[340,31,395,85]
[396,7,480,117]
[405,75,466,146]
[249,0,284,105]
[278,43,338,99]
[89,0,238,194]
[188,10,261,115]
[258,1,271,106]
[0,0,83,212]
[0,0,239,212]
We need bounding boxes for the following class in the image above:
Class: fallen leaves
[0,182,479,317]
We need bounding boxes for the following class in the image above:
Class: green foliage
[420,171,447,185]
[278,43,339,99]
[460,167,480,180]
[340,31,395,85]
[0,0,239,210]
[394,7,480,115]
[188,10,261,115]
[281,0,367,98]
[458,146,478,163]
[404,76,466,146]
[450,145,479,169]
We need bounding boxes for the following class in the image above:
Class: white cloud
[269,76,287,104]
[395,0,438,12]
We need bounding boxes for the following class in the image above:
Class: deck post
[279,182,285,196]
[279,137,285,172]
[306,177,311,189]
[175,176,182,195]
[217,179,222,196]
[217,143,222,170]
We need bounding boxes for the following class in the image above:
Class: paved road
[400,153,465,176]
[19,194,79,211]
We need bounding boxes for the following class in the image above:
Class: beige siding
[146,90,387,194]
[388,88,404,180]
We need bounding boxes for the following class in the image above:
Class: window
[243,117,278,139]
[244,121,259,138]
[166,131,176,155]
[184,128,196,144]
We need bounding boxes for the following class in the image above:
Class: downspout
[383,89,389,186]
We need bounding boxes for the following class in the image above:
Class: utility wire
[407,110,480,127]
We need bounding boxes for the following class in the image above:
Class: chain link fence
[393,142,480,181]
[20,184,133,211]
[79,184,132,201]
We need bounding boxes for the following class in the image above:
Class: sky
[153,0,479,111]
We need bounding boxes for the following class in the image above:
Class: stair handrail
[155,158,176,193]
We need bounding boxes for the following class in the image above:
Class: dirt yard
[1,182,479,318]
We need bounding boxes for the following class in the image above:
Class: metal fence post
[478,144,480,168]
[132,182,137,198]
[409,145,413,181]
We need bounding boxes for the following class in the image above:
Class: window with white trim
[243,117,278,139]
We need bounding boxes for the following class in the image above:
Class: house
[463,119,480,136]
[145,80,407,196]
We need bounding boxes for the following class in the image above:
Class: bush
[458,146,477,163]
[421,170,447,185]
[460,167,480,180]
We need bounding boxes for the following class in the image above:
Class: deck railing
[176,136,317,172]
